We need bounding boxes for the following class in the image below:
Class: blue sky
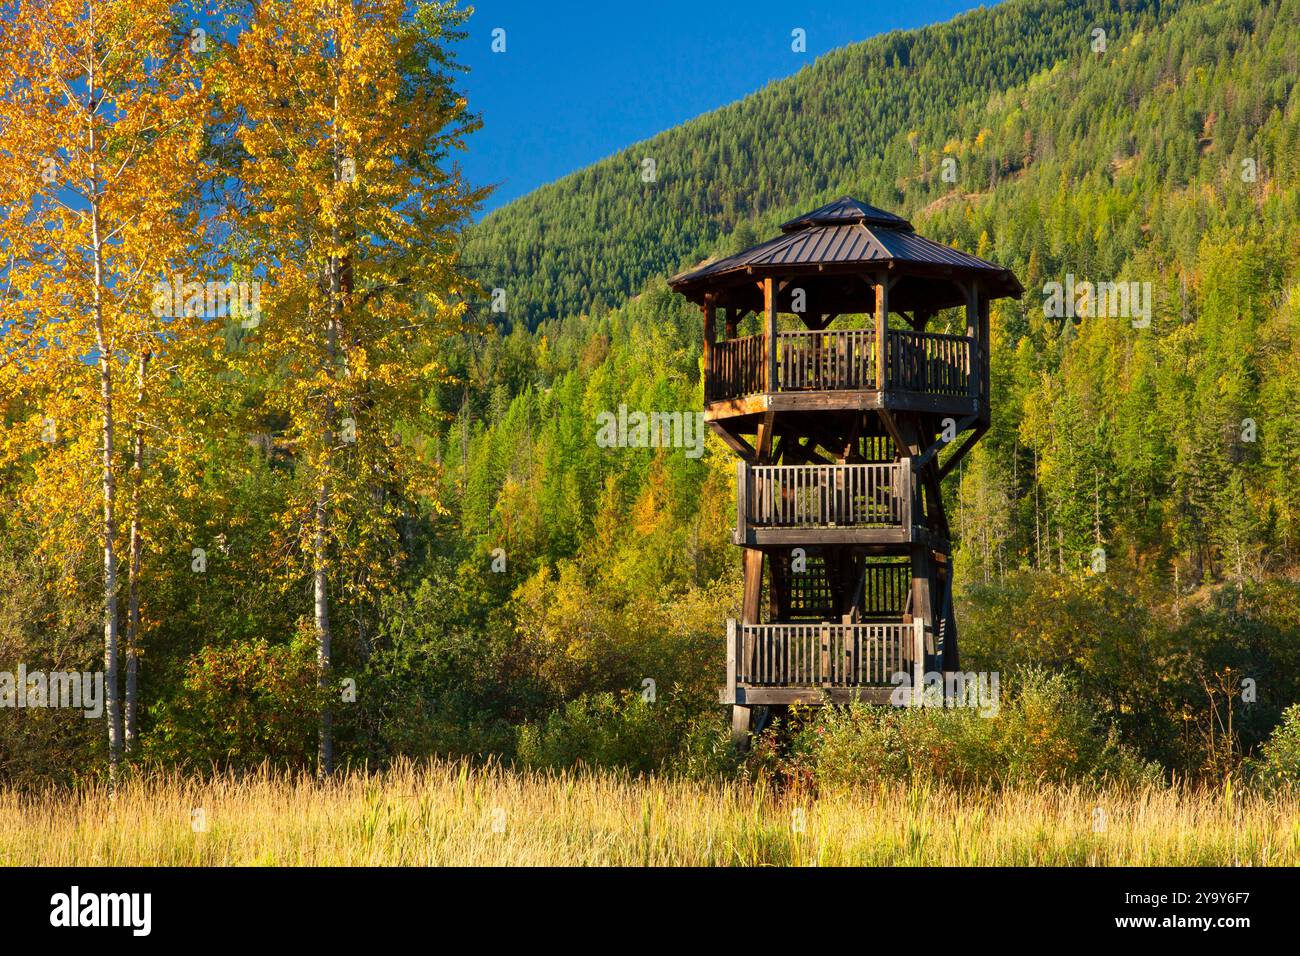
[453,0,992,216]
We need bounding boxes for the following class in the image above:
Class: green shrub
[511,670,1164,789]
[1250,704,1300,791]
[145,627,323,771]
[514,689,736,778]
[784,669,1161,791]
[354,576,526,761]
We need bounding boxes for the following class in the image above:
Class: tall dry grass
[1,760,1297,866]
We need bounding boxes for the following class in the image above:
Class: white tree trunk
[125,351,149,753]
[314,479,332,776]
[87,24,123,783]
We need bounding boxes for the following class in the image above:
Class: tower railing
[733,463,915,546]
[707,334,765,400]
[704,328,974,402]
[776,328,876,391]
[727,620,923,688]
[737,461,911,536]
[887,329,972,396]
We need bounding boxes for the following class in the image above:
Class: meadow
[3,760,1296,867]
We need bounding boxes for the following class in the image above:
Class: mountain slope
[463,0,1188,328]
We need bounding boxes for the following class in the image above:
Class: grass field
[2,760,1296,866]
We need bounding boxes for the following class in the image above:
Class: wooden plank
[914,413,977,472]
[876,405,909,456]
[741,526,911,547]
[936,420,988,481]
[878,392,978,416]
[908,542,934,693]
[707,390,976,420]
[742,548,764,624]
[731,705,751,747]
[703,392,770,420]
[755,411,774,461]
[734,686,896,706]
[964,281,980,400]
[940,566,960,673]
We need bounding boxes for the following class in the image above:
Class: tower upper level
[668,198,1023,431]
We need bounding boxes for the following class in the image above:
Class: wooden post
[736,459,748,543]
[936,560,958,676]
[978,289,991,421]
[964,281,980,400]
[910,542,934,672]
[763,277,777,393]
[725,309,738,340]
[726,619,737,702]
[755,411,774,462]
[843,624,853,682]
[874,274,889,390]
[731,703,752,748]
[911,618,926,707]
[740,415,772,691]
[820,624,830,687]
[738,547,761,747]
[702,295,715,401]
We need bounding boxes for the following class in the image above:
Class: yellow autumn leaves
[0,0,482,771]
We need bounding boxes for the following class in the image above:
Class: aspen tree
[0,0,206,780]
[220,0,481,773]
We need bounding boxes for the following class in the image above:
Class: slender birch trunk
[314,480,332,775]
[87,16,123,782]
[316,303,338,776]
[314,283,337,776]
[125,350,150,753]
[315,90,343,777]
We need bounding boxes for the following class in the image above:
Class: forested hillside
[443,0,1300,773]
[462,0,1189,327]
[5,0,1300,786]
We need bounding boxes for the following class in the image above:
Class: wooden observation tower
[668,198,1022,742]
